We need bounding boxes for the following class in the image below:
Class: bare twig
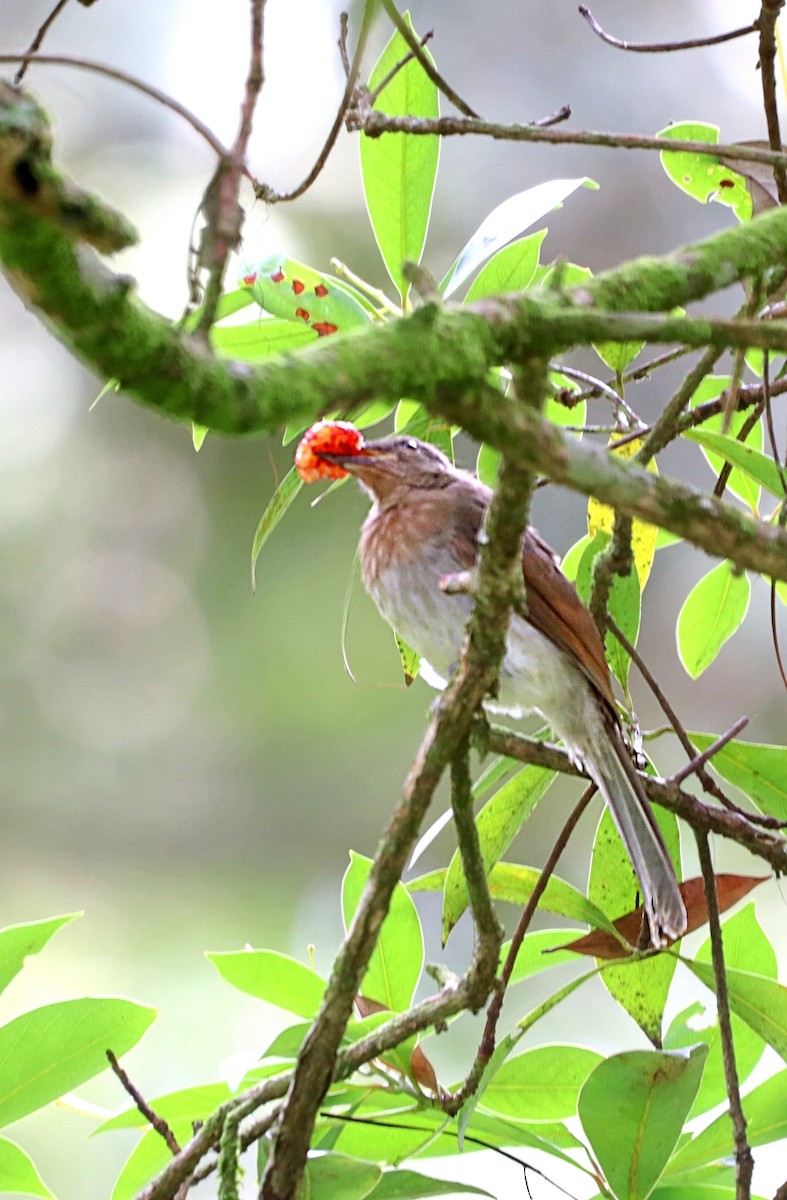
[531,104,572,127]
[449,737,504,991]
[757,0,787,204]
[256,0,375,204]
[694,831,754,1200]
[670,717,749,784]
[443,783,596,1115]
[369,32,434,105]
[106,1051,181,1156]
[194,0,266,336]
[579,6,757,54]
[482,724,787,872]
[607,616,787,829]
[349,110,787,172]
[637,346,725,463]
[13,0,72,85]
[379,0,480,117]
[0,53,232,162]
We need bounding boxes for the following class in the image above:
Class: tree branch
[2,86,787,587]
[258,373,545,1200]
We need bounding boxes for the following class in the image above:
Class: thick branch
[2,87,787,585]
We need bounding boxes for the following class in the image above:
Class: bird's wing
[447,486,615,709]
[520,532,616,709]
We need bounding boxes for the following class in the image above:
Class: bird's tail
[585,712,687,948]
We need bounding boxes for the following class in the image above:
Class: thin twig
[606,618,787,829]
[670,717,749,784]
[531,104,572,128]
[337,11,351,77]
[194,0,266,336]
[443,783,596,1115]
[676,376,787,436]
[106,1051,181,1156]
[449,737,504,991]
[369,32,434,105]
[762,350,787,689]
[257,0,375,204]
[694,830,754,1200]
[637,346,724,464]
[713,397,766,499]
[483,724,787,873]
[13,0,72,85]
[579,6,757,54]
[379,0,480,117]
[757,0,787,204]
[0,53,232,162]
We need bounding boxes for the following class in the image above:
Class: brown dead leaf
[550,874,770,960]
[355,995,440,1094]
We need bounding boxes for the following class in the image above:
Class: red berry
[295,421,364,482]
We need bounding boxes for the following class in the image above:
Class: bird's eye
[406,439,418,450]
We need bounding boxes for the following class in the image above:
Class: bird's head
[317,434,458,502]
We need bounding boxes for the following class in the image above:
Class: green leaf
[0,913,78,997]
[0,1137,54,1199]
[394,632,420,685]
[578,1045,708,1200]
[442,765,557,939]
[481,1044,602,1121]
[305,1152,381,1200]
[360,14,439,301]
[687,375,764,507]
[665,1067,787,1174]
[211,318,317,360]
[684,429,784,500]
[111,1125,186,1200]
[676,561,750,678]
[369,1168,493,1198]
[502,928,584,985]
[191,422,208,451]
[664,904,773,1117]
[442,179,596,298]
[96,1081,233,1132]
[343,853,424,1011]
[0,998,156,1128]
[475,442,500,488]
[588,807,680,1043]
[394,403,454,461]
[687,733,787,818]
[658,123,752,221]
[411,863,614,932]
[315,1097,581,1169]
[463,230,546,301]
[593,337,645,374]
[250,466,304,591]
[182,285,256,332]
[683,959,787,1061]
[575,532,641,688]
[206,949,326,1018]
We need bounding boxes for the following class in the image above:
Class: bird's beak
[317,442,400,475]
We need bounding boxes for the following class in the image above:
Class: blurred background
[0,1,785,1196]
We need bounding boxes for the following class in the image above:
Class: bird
[316,432,688,948]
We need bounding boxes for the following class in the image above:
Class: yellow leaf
[587,438,658,587]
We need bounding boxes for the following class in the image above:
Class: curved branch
[2,85,787,584]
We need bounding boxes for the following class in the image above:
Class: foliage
[1,5,786,1200]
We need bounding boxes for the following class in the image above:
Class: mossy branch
[1,83,786,585]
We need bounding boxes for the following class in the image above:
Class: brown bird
[318,433,687,948]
